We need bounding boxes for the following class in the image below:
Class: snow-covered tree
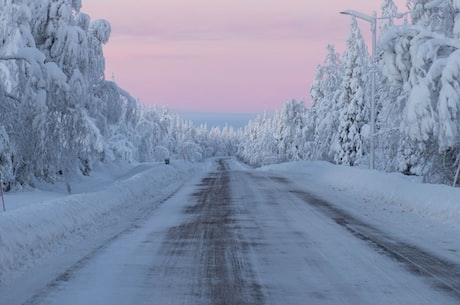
[0,125,13,190]
[238,100,310,167]
[308,45,342,161]
[334,17,370,166]
[238,113,277,166]
[378,0,460,182]
[87,19,111,84]
[438,49,460,151]
[406,0,455,34]
[273,99,307,162]
[0,0,246,189]
[380,0,399,32]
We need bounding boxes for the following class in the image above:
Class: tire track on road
[288,187,460,301]
[20,188,181,305]
[161,159,265,305]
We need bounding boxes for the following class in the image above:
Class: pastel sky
[82,0,407,113]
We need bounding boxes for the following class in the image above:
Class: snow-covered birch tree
[379,0,460,182]
[0,0,235,188]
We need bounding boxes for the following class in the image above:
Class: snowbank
[260,161,460,223]
[0,161,200,285]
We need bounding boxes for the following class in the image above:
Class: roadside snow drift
[260,161,460,223]
[0,161,199,285]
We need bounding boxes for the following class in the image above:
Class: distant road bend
[13,159,460,305]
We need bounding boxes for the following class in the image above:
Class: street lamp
[340,10,377,170]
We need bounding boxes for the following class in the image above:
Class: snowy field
[1,158,460,289]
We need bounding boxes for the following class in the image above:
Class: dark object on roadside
[165,158,170,165]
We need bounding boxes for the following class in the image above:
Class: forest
[1,0,460,188]
[239,0,460,186]
[0,0,239,190]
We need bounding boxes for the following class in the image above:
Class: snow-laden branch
[0,47,46,64]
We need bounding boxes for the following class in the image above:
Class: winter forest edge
[1,0,460,190]
[0,0,239,190]
[240,0,460,186]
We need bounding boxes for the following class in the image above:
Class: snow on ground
[2,158,460,287]
[3,162,148,212]
[260,160,460,262]
[260,161,460,224]
[0,159,206,286]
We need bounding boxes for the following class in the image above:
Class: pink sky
[82,0,407,113]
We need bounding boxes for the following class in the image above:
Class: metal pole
[370,11,377,170]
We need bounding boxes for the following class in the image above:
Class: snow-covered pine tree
[276,99,307,162]
[308,45,342,161]
[375,0,408,171]
[237,113,278,167]
[406,0,455,34]
[334,17,370,166]
[380,0,399,33]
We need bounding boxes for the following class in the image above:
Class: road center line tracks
[160,159,264,305]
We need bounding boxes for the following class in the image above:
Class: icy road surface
[10,159,460,304]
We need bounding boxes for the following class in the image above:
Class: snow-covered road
[4,159,460,304]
